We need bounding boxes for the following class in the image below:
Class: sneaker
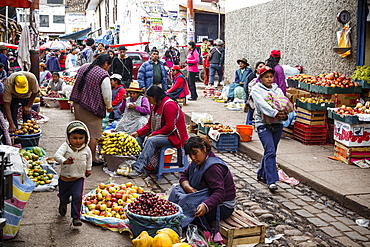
[59,203,67,216]
[72,218,82,226]
[127,170,147,179]
[268,183,278,192]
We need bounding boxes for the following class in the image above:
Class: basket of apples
[80,182,144,232]
[125,192,183,237]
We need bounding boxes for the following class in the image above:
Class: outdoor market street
[2,83,369,247]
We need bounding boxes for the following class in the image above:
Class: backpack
[76,48,90,66]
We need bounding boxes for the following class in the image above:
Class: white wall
[225,0,273,13]
[39,5,66,34]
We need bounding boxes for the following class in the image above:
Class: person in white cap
[109,74,127,120]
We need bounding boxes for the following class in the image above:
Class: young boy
[109,74,127,120]
[0,63,7,80]
[54,121,92,226]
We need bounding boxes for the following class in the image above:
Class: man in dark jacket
[111,46,133,88]
[137,49,167,91]
[45,52,61,73]
[208,40,225,87]
[0,45,9,74]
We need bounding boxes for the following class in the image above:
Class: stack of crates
[293,122,328,145]
[212,133,239,152]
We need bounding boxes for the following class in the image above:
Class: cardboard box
[334,120,370,147]
[330,94,360,107]
[286,88,310,103]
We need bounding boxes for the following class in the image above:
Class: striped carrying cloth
[3,174,35,239]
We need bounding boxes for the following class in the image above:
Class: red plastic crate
[294,122,328,144]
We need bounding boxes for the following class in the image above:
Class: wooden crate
[296,107,326,125]
[177,98,187,106]
[219,210,266,247]
[282,126,294,138]
[334,141,370,165]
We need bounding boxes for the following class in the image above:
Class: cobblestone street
[145,151,370,247]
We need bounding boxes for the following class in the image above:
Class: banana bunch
[98,132,141,156]
[116,164,132,176]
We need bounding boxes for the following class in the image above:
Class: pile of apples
[289,72,359,88]
[335,102,370,115]
[298,96,332,104]
[205,124,234,133]
[83,182,144,219]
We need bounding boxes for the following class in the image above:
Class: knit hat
[126,81,142,92]
[270,50,281,58]
[15,75,29,94]
[67,121,87,135]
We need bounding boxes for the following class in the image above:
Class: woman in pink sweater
[186,41,199,101]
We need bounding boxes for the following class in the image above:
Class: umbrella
[0,42,18,50]
[40,41,72,50]
[18,24,31,71]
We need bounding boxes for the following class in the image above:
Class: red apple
[106,201,113,208]
[115,192,122,199]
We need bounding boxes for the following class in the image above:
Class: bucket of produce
[125,192,184,238]
[236,125,254,142]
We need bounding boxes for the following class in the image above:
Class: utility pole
[29,0,40,80]
[187,0,195,42]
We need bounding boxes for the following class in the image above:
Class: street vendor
[226,58,251,103]
[115,81,150,134]
[48,72,66,93]
[127,85,188,178]
[4,71,39,132]
[168,136,236,231]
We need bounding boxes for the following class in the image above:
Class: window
[40,15,49,27]
[53,15,65,24]
[19,14,29,22]
[47,0,63,4]
[127,53,143,64]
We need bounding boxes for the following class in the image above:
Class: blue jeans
[256,124,283,185]
[209,64,223,85]
[133,135,172,172]
[58,178,84,219]
[11,98,32,128]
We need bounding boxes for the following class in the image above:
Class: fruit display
[289,72,359,88]
[83,182,144,219]
[98,132,141,156]
[335,102,370,115]
[132,229,181,247]
[352,65,370,82]
[60,76,75,85]
[206,124,234,133]
[127,192,178,217]
[26,160,54,186]
[44,91,62,98]
[11,120,41,135]
[17,108,45,121]
[20,147,44,161]
[298,96,332,104]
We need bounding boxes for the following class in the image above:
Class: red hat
[171,65,181,71]
[270,50,281,58]
[259,66,275,77]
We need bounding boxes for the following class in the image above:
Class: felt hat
[171,65,181,71]
[110,74,122,80]
[259,66,275,77]
[126,81,142,92]
[39,63,47,68]
[0,45,6,50]
[237,58,249,66]
[270,50,281,58]
[15,75,29,94]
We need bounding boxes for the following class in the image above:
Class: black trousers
[188,71,198,99]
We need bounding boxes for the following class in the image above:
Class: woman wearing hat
[167,65,189,99]
[109,74,127,120]
[251,66,288,192]
[266,50,286,95]
[226,58,251,103]
[39,63,52,86]
[115,81,150,134]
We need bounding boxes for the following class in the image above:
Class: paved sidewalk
[180,83,370,218]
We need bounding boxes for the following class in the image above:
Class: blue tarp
[59,27,91,40]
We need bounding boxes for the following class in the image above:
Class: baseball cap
[171,65,181,71]
[15,75,29,94]
[259,66,275,77]
[110,74,122,80]
[270,50,281,58]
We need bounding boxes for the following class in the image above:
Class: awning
[0,0,31,8]
[59,27,92,40]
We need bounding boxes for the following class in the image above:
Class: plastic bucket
[13,134,42,148]
[58,100,70,110]
[164,149,176,168]
[236,125,254,142]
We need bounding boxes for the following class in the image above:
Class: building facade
[224,0,360,84]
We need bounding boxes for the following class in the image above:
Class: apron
[110,87,123,120]
[115,96,148,134]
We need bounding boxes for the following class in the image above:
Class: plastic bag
[337,23,351,58]
[187,224,209,247]
[191,112,214,124]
